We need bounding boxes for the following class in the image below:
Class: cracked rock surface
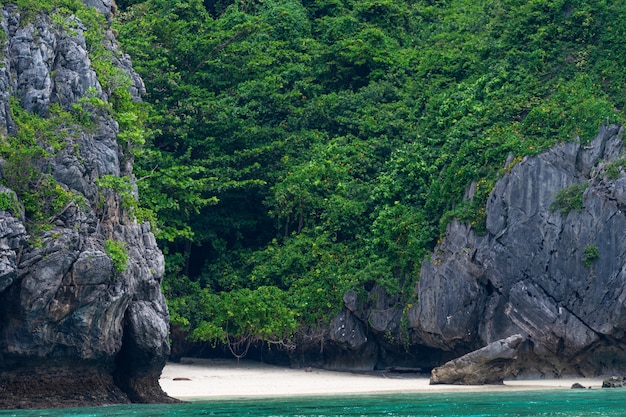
[410,125,626,376]
[0,2,173,408]
[430,334,525,385]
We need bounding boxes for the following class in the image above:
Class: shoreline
[159,358,606,401]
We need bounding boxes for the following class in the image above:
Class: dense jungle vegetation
[90,0,626,351]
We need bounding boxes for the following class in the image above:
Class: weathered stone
[306,286,410,371]
[343,289,358,312]
[330,309,368,351]
[602,376,625,388]
[408,221,486,352]
[82,0,116,20]
[0,359,130,409]
[413,125,626,376]
[9,16,57,116]
[0,200,26,293]
[0,2,173,409]
[571,382,586,389]
[51,16,102,109]
[323,339,379,372]
[429,335,525,385]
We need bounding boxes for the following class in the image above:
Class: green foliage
[604,158,626,180]
[192,286,298,345]
[7,98,78,152]
[1,0,85,24]
[0,192,19,216]
[521,74,617,143]
[96,173,160,225]
[0,100,83,229]
[550,183,587,214]
[96,174,136,214]
[583,244,600,267]
[370,201,432,273]
[72,88,113,128]
[0,0,146,235]
[115,0,626,349]
[105,239,129,272]
[439,178,494,236]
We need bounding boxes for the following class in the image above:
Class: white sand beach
[159,358,606,400]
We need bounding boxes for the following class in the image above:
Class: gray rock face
[411,125,626,376]
[82,0,116,20]
[0,193,26,293]
[326,309,378,371]
[430,334,524,385]
[289,284,452,372]
[602,376,625,388]
[0,3,172,408]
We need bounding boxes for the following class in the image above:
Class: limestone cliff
[410,124,626,376]
[310,125,626,378]
[0,1,173,408]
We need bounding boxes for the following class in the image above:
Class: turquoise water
[1,390,626,416]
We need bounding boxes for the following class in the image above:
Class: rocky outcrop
[602,376,625,388]
[0,2,173,408]
[430,334,524,385]
[410,124,626,377]
[308,124,626,378]
[288,285,454,372]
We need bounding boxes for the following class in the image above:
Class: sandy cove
[159,358,606,400]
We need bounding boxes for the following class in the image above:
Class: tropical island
[1,0,626,409]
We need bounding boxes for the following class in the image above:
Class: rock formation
[602,376,625,388]
[410,124,626,377]
[288,285,455,372]
[0,2,174,408]
[306,124,626,379]
[28,0,622,387]
[429,334,524,385]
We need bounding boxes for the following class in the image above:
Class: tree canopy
[114,0,626,351]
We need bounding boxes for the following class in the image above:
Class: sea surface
[1,390,626,417]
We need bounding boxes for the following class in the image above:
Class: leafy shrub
[0,147,77,227]
[105,239,129,273]
[191,286,299,356]
[0,192,19,216]
[550,183,587,214]
[583,244,599,267]
[96,174,136,214]
[370,201,432,273]
[1,100,85,229]
[604,158,626,180]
